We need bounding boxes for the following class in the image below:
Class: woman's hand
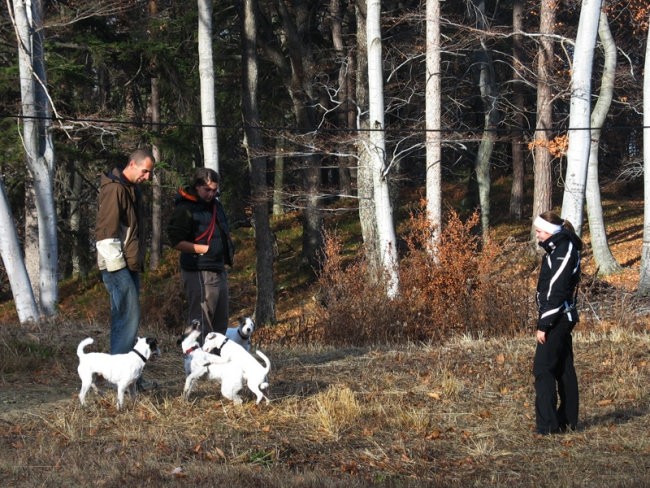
[536,330,546,344]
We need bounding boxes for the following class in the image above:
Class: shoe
[136,377,159,392]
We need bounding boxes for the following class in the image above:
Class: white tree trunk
[0,180,39,323]
[366,0,399,298]
[560,0,602,235]
[425,0,442,246]
[585,12,621,276]
[13,0,58,317]
[638,12,650,296]
[198,0,219,172]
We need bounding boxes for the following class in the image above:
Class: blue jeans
[101,268,140,355]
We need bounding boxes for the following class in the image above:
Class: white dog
[179,326,245,403]
[202,332,271,404]
[77,336,160,409]
[225,316,256,351]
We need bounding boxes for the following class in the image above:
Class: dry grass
[0,321,649,487]
[1,191,649,486]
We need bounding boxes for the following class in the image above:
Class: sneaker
[136,377,159,392]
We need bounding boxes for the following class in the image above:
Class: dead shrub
[315,207,532,345]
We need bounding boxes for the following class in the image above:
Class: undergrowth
[315,208,533,345]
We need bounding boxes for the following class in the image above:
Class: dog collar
[238,329,250,340]
[184,345,200,355]
[131,348,147,363]
[211,337,229,356]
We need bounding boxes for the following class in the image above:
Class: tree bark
[510,0,525,220]
[561,0,603,235]
[239,0,276,325]
[472,0,498,240]
[585,11,621,276]
[638,11,650,297]
[355,1,380,276]
[531,0,556,240]
[367,0,399,298]
[13,0,58,317]
[198,0,220,172]
[0,180,39,323]
[425,0,442,246]
[149,76,163,270]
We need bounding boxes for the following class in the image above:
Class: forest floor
[0,182,649,487]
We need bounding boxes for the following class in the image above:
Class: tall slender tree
[585,11,621,276]
[531,0,557,238]
[11,0,58,317]
[0,180,38,322]
[366,0,399,298]
[509,0,525,220]
[426,0,442,245]
[239,0,276,325]
[639,10,650,296]
[561,0,603,235]
[198,0,219,172]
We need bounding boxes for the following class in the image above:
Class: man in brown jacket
[95,149,155,387]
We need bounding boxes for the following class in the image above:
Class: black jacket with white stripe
[536,229,582,332]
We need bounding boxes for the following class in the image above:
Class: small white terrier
[202,332,271,404]
[225,316,256,351]
[179,326,245,403]
[77,336,160,410]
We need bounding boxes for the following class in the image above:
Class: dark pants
[533,316,579,434]
[181,269,229,342]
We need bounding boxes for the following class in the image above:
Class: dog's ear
[146,337,158,349]
[191,319,201,330]
[238,316,244,325]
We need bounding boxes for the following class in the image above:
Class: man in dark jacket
[167,168,234,342]
[95,149,157,391]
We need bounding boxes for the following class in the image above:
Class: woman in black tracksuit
[533,211,582,435]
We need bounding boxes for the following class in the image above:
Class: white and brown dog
[202,331,271,405]
[178,324,245,403]
[77,336,160,410]
[225,316,256,351]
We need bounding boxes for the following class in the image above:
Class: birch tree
[355,1,380,276]
[560,0,603,235]
[0,180,38,322]
[11,0,58,317]
[425,0,442,244]
[585,11,621,276]
[639,11,650,296]
[198,0,219,172]
[366,0,399,298]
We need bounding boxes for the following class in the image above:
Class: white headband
[534,216,562,235]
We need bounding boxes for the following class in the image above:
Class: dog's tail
[77,337,94,358]
[255,350,271,391]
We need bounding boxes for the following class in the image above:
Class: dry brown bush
[315,207,533,345]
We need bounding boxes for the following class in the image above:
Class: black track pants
[533,316,579,434]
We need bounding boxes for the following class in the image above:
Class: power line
[1,112,647,134]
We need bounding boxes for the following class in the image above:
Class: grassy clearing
[0,322,648,487]
[1,190,649,486]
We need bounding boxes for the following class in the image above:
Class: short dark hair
[192,167,220,188]
[130,148,155,165]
